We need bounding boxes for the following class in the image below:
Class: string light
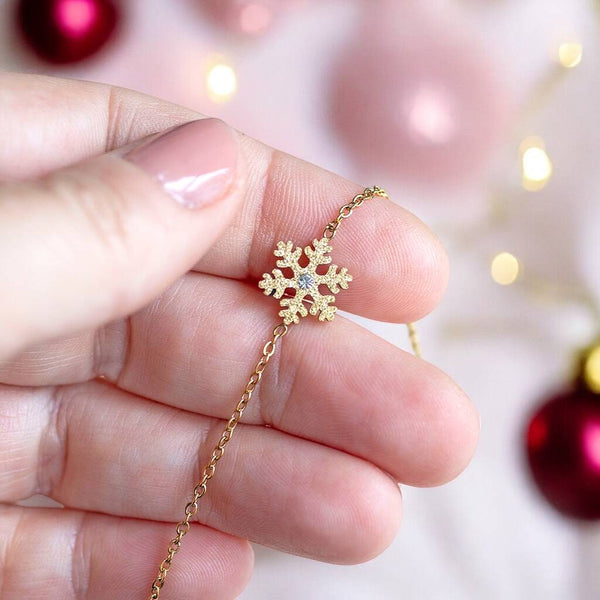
[520,136,552,191]
[491,252,520,286]
[206,61,237,102]
[584,345,600,393]
[558,42,583,68]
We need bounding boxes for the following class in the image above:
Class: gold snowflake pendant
[259,237,352,325]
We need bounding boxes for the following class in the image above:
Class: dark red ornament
[526,373,600,520]
[17,0,119,64]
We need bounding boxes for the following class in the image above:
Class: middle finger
[0,272,478,487]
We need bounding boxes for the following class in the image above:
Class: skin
[0,73,479,599]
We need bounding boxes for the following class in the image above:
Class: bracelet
[148,186,420,598]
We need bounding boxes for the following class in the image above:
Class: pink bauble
[330,0,511,186]
[201,0,305,37]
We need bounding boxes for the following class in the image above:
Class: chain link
[322,185,389,240]
[148,322,289,600]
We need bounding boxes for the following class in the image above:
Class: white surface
[2,0,600,598]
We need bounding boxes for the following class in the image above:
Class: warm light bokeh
[584,346,600,393]
[520,137,553,191]
[558,42,583,68]
[206,62,237,102]
[491,252,520,285]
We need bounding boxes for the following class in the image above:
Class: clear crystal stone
[297,273,314,290]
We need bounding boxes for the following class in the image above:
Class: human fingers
[0,381,401,564]
[0,504,253,600]
[0,73,199,180]
[0,73,448,328]
[0,117,243,360]
[0,272,478,487]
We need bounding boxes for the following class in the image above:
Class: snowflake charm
[259,237,352,325]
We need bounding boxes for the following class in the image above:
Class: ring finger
[0,272,479,488]
[0,381,401,564]
[0,504,253,600]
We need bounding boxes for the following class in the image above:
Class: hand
[0,73,479,599]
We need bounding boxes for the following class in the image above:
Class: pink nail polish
[125,118,238,209]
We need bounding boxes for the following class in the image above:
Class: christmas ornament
[146,186,421,598]
[330,0,510,187]
[525,343,600,520]
[17,0,119,64]
[201,0,302,37]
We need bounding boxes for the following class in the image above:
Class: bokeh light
[207,62,237,102]
[520,137,552,191]
[558,42,583,68]
[491,252,520,285]
[584,345,600,393]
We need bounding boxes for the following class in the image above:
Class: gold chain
[147,187,419,599]
[322,185,389,240]
[322,185,421,357]
[148,322,288,599]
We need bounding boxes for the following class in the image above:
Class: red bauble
[526,386,600,520]
[17,0,119,64]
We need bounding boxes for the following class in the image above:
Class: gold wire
[407,321,422,358]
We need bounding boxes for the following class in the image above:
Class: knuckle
[42,162,131,259]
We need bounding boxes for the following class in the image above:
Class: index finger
[0,73,447,323]
[202,145,448,321]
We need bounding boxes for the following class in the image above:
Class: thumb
[0,118,242,359]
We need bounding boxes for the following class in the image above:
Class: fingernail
[125,118,238,209]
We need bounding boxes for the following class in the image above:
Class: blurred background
[1,0,600,598]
